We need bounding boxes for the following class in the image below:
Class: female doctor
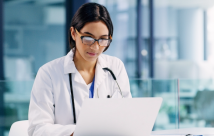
[28,2,132,136]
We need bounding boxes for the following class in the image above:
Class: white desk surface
[151,128,214,135]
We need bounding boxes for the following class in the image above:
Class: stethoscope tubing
[69,67,123,124]
[69,73,77,124]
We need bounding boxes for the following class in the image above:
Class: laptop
[74,97,162,136]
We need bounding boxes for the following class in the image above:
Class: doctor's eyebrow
[83,31,109,38]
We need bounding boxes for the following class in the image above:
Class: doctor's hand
[70,133,74,136]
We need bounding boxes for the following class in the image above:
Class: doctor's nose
[90,41,99,50]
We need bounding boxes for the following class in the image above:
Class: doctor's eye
[98,39,110,47]
[82,36,94,45]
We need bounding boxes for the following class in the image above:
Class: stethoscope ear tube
[102,68,123,98]
[102,68,116,80]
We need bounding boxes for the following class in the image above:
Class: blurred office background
[1,0,214,135]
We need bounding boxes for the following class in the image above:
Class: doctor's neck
[73,50,97,73]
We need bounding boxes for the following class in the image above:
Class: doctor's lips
[87,52,97,56]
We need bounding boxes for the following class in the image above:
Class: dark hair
[69,2,113,52]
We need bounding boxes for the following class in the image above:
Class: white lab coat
[28,50,132,136]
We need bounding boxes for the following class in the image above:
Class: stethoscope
[68,67,123,124]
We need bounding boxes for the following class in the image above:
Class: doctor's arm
[28,67,75,136]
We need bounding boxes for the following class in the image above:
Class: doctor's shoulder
[36,56,65,78]
[100,54,127,76]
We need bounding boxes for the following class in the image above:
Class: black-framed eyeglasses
[75,29,112,47]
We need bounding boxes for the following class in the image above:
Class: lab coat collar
[94,54,108,95]
[64,49,77,74]
[64,49,108,74]
[64,50,108,89]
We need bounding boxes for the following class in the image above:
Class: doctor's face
[71,21,109,62]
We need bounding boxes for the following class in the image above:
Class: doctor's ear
[70,27,76,41]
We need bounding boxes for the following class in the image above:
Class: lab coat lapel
[64,49,85,85]
[94,55,108,98]
[64,49,76,74]
[64,51,109,96]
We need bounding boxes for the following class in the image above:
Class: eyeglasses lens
[82,37,110,47]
